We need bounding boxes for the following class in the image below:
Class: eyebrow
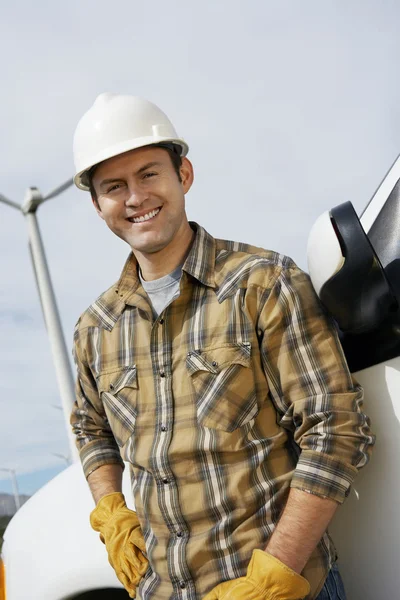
[99,162,163,188]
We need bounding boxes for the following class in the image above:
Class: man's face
[92,146,194,255]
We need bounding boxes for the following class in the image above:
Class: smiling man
[70,93,375,600]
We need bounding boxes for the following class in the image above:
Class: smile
[128,208,161,223]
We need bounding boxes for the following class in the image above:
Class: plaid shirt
[71,223,375,600]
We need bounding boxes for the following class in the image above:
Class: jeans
[315,562,347,600]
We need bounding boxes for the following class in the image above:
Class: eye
[143,172,157,180]
[107,183,123,193]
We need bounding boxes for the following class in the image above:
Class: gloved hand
[202,549,310,600]
[90,492,149,598]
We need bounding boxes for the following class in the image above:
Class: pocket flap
[186,343,251,376]
[97,366,138,394]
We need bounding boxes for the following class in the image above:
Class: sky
[0,0,399,495]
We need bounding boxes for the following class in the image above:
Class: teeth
[133,208,160,223]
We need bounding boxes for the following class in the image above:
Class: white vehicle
[1,156,399,599]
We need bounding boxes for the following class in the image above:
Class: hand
[90,492,149,598]
[202,550,310,600]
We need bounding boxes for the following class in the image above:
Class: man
[70,93,375,600]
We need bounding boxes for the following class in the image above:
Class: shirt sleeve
[259,264,376,504]
[70,323,125,479]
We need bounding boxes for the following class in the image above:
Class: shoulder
[214,236,301,291]
[74,281,123,340]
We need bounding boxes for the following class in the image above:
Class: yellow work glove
[203,549,310,600]
[90,492,149,598]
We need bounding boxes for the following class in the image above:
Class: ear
[180,157,194,194]
[91,195,105,220]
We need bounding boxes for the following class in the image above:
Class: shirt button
[161,425,167,432]
[212,361,218,367]
[176,531,183,537]
[159,318,164,324]
[163,478,169,484]
[187,352,192,357]
[179,581,186,589]
[160,371,165,378]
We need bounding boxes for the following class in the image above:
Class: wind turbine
[0,181,78,461]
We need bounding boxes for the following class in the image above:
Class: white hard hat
[73,93,189,191]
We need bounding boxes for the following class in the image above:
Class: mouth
[127,207,161,224]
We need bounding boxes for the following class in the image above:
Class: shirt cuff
[78,438,125,480]
[290,449,359,504]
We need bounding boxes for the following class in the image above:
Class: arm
[258,263,375,578]
[265,488,338,573]
[204,266,375,600]
[87,463,123,504]
[204,264,374,600]
[259,264,375,506]
[70,321,125,482]
[71,322,148,597]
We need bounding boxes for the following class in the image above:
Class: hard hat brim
[74,136,189,191]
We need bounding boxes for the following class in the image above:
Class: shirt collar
[114,221,216,308]
[182,222,216,288]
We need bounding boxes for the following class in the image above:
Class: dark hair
[88,143,183,208]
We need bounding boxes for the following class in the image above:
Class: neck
[134,221,195,281]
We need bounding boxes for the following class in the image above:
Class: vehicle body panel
[330,356,400,599]
[2,463,132,599]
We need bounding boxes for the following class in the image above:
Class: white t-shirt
[139,264,183,318]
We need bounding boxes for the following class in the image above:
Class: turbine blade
[42,178,74,201]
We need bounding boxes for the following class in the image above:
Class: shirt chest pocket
[97,366,138,447]
[186,342,259,432]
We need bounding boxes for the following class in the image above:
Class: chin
[130,237,171,255]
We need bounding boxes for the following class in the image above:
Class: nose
[125,181,149,207]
